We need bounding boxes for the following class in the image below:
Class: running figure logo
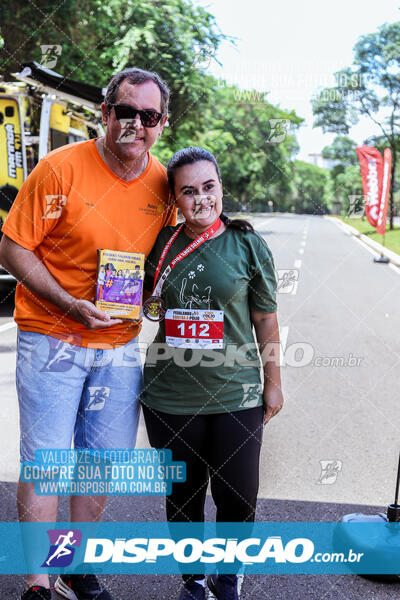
[239,384,262,408]
[42,195,67,220]
[41,529,82,567]
[40,45,62,70]
[41,339,78,373]
[317,460,343,485]
[267,119,290,144]
[276,269,299,295]
[117,119,137,143]
[86,386,110,411]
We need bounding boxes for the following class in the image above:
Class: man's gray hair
[104,68,170,115]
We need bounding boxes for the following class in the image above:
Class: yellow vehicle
[0,62,104,283]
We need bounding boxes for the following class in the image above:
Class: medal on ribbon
[143,218,222,322]
[143,295,167,322]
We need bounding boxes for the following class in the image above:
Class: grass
[335,216,400,255]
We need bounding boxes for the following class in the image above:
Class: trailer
[0,61,104,287]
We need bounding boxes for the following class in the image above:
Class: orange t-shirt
[2,139,176,348]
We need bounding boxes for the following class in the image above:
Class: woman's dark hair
[167,147,254,233]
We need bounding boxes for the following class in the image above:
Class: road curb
[326,216,400,267]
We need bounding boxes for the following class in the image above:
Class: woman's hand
[251,311,284,426]
[263,386,284,425]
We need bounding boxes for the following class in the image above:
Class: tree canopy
[312,22,400,226]
[7,0,391,214]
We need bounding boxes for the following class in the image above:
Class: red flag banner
[356,146,384,229]
[376,148,392,236]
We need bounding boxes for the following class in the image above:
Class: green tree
[0,0,308,213]
[0,0,227,147]
[321,136,358,168]
[292,161,330,214]
[321,136,360,213]
[189,81,303,211]
[312,22,400,227]
[335,165,363,215]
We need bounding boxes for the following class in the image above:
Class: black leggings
[142,404,264,524]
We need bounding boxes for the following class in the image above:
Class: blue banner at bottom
[0,521,399,574]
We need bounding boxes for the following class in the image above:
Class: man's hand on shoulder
[69,299,123,330]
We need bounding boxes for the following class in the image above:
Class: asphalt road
[1,214,400,598]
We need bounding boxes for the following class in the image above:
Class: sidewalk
[326,217,400,267]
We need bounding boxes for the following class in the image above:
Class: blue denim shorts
[16,330,143,462]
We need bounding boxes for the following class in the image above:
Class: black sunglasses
[109,104,163,128]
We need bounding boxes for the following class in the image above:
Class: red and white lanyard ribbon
[152,218,221,297]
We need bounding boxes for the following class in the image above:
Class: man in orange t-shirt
[0,68,176,600]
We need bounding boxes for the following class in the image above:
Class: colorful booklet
[95,249,145,320]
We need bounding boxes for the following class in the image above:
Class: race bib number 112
[165,309,224,349]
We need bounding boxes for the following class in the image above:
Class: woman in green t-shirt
[141,147,284,600]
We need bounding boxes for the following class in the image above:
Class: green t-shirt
[142,225,277,415]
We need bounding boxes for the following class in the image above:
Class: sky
[196,0,400,164]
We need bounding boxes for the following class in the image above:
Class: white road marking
[0,321,16,333]
[237,574,244,595]
[254,218,272,230]
[294,259,302,268]
[352,237,400,275]
[330,216,400,273]
[299,248,304,255]
[353,236,382,259]
[389,263,400,275]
